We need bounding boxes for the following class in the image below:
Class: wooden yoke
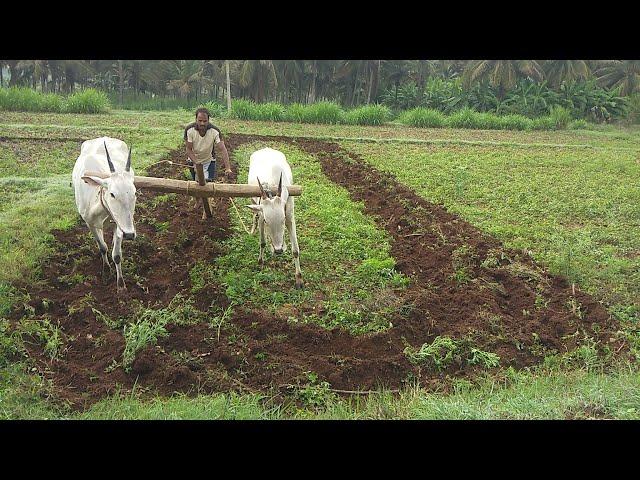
[195,163,213,218]
[81,171,303,198]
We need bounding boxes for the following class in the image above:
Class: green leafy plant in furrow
[120,294,208,370]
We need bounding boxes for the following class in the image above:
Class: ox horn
[277,172,283,197]
[103,141,116,173]
[256,176,267,199]
[125,146,132,172]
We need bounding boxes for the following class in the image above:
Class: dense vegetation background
[1,60,639,124]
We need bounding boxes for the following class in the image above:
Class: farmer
[184,107,234,184]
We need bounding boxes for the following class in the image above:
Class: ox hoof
[295,279,304,289]
[117,279,127,292]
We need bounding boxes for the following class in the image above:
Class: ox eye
[110,193,115,198]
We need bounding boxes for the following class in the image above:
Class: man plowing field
[184,107,234,184]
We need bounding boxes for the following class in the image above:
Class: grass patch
[68,364,640,420]
[0,87,64,112]
[288,101,344,124]
[342,140,640,311]
[397,108,446,128]
[0,176,78,287]
[0,87,110,114]
[397,107,569,132]
[343,104,391,126]
[64,89,111,114]
[0,140,81,177]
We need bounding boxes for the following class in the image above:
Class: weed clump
[404,336,460,370]
[120,294,209,371]
[404,336,501,371]
[122,314,169,371]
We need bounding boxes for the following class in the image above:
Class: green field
[1,109,639,419]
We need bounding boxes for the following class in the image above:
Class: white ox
[246,147,303,289]
[71,137,137,292]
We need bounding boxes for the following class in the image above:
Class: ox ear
[81,175,109,188]
[279,184,289,205]
[246,204,263,212]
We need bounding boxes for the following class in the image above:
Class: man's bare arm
[215,141,232,173]
[186,141,198,164]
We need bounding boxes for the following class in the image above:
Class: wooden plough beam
[83,171,303,198]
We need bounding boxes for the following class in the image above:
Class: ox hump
[80,137,128,158]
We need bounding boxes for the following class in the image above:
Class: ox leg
[286,206,304,289]
[90,226,111,278]
[250,212,259,235]
[258,215,265,268]
[112,228,126,292]
[249,199,259,235]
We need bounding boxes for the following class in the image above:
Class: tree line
[1,60,638,107]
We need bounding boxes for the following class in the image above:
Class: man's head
[195,107,210,132]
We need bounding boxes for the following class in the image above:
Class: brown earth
[7,133,626,411]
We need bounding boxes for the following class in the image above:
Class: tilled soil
[8,134,625,410]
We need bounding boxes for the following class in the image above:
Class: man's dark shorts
[187,159,216,182]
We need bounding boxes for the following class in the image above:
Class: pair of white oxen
[72,137,303,292]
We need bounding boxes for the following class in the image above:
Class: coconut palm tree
[15,60,49,90]
[543,60,591,88]
[164,60,207,100]
[225,60,232,111]
[5,60,22,87]
[435,60,467,79]
[135,60,170,96]
[462,60,544,99]
[367,60,381,104]
[595,60,640,96]
[312,61,339,103]
[60,60,94,93]
[239,60,278,103]
[334,60,370,106]
[381,60,411,105]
